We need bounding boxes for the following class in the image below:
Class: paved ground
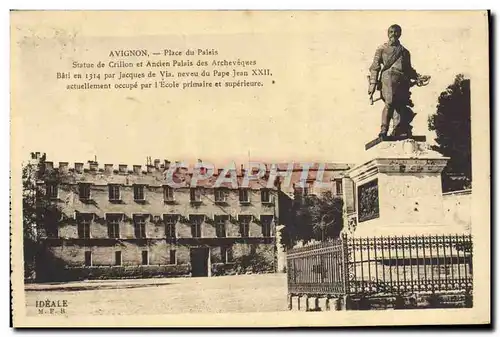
[25,273,288,316]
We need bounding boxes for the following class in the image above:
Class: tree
[428,74,471,192]
[280,191,344,248]
[309,191,344,241]
[22,154,43,279]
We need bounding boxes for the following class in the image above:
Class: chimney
[133,165,142,174]
[225,168,235,177]
[104,164,113,174]
[88,161,98,171]
[118,164,127,174]
[75,162,83,173]
[45,161,54,171]
[154,159,160,169]
[59,162,69,173]
[196,159,206,175]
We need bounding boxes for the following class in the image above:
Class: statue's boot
[392,124,413,138]
[379,125,388,138]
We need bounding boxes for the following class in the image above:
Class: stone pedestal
[346,137,466,237]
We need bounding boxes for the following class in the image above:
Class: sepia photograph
[10,10,490,327]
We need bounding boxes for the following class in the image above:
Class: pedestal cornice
[347,138,450,183]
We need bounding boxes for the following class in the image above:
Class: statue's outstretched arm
[406,50,431,87]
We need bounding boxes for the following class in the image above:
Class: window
[303,185,309,196]
[134,215,147,238]
[163,186,174,202]
[190,188,201,202]
[107,214,120,239]
[115,251,122,266]
[335,179,343,196]
[238,215,252,237]
[164,214,178,239]
[261,189,271,203]
[190,215,204,238]
[214,215,227,238]
[134,185,145,201]
[46,226,59,238]
[239,189,250,203]
[84,251,92,266]
[46,183,58,199]
[261,215,273,237]
[169,250,176,265]
[45,210,59,238]
[221,247,233,263]
[294,183,310,197]
[308,181,317,196]
[78,183,91,200]
[141,251,149,265]
[77,214,92,239]
[108,184,120,201]
[214,189,226,203]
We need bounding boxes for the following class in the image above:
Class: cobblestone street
[25,274,288,316]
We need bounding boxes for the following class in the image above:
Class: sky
[11,11,487,169]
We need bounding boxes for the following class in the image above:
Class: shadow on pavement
[25,282,171,292]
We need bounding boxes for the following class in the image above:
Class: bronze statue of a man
[368,24,429,138]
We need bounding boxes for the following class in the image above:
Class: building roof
[39,159,354,190]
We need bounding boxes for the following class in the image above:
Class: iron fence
[287,234,473,298]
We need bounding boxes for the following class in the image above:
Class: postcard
[10,10,490,327]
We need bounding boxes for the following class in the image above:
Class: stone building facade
[34,157,281,281]
[28,152,354,281]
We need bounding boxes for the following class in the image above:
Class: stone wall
[288,291,473,311]
[38,240,276,281]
